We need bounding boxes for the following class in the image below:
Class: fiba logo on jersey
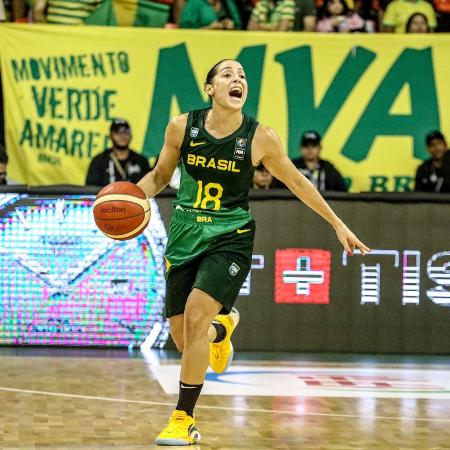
[234,138,247,160]
[190,127,199,137]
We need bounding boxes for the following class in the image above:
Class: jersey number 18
[193,181,223,210]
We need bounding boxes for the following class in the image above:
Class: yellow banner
[0,24,449,191]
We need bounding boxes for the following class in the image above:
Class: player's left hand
[335,224,371,256]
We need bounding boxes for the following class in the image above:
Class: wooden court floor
[0,349,449,449]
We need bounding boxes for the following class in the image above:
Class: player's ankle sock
[176,381,203,417]
[212,321,226,343]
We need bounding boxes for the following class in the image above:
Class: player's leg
[208,308,239,343]
[156,288,221,446]
[196,222,255,374]
[180,288,222,383]
[166,276,239,353]
[210,307,240,373]
[169,314,184,353]
[164,254,202,354]
[164,263,232,356]
[169,307,238,355]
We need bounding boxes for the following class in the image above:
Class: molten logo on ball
[93,181,151,241]
[100,206,126,214]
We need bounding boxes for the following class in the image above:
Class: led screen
[0,194,169,348]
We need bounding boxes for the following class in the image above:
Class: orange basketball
[93,181,151,240]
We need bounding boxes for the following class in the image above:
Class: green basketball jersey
[174,109,259,218]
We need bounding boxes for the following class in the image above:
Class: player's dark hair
[204,59,237,86]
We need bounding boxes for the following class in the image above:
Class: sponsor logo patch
[229,262,240,276]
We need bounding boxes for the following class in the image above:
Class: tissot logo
[275,249,331,304]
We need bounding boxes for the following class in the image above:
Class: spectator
[247,0,296,31]
[33,0,101,24]
[292,131,347,191]
[434,0,450,32]
[414,130,450,193]
[171,0,186,25]
[0,0,6,21]
[382,0,436,33]
[234,0,254,28]
[406,12,430,32]
[293,0,317,31]
[179,0,242,29]
[252,163,275,189]
[316,0,368,32]
[353,0,379,31]
[86,119,151,187]
[0,144,8,185]
[12,0,30,21]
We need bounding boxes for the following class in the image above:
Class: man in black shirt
[86,119,151,187]
[278,131,347,192]
[414,131,450,193]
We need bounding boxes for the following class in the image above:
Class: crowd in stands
[1,0,449,192]
[0,0,449,32]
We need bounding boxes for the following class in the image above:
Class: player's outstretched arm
[253,125,370,256]
[137,114,186,198]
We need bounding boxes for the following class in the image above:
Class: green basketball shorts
[164,210,255,318]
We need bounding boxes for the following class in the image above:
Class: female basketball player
[137,59,370,446]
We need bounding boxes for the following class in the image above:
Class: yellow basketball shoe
[210,307,240,374]
[155,410,201,446]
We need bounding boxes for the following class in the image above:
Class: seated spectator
[434,0,450,32]
[234,0,254,28]
[382,0,436,33]
[316,0,368,32]
[169,0,185,26]
[247,0,296,31]
[86,119,151,187]
[292,0,317,31]
[292,131,347,191]
[406,12,430,32]
[33,0,101,24]
[0,144,7,185]
[353,0,379,31]
[0,0,6,21]
[415,130,450,193]
[85,0,170,27]
[4,0,30,22]
[179,0,242,29]
[252,163,275,189]
[12,0,30,22]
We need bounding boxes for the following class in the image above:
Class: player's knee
[184,309,209,341]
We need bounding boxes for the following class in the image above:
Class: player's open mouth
[229,87,242,100]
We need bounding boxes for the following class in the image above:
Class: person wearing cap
[86,119,151,187]
[284,131,347,192]
[414,130,450,193]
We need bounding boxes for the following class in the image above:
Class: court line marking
[1,386,449,423]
